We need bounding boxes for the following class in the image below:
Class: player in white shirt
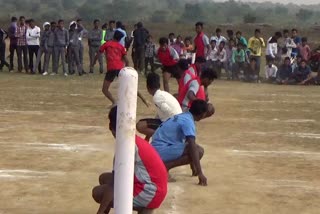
[137,73,182,141]
[26,19,41,74]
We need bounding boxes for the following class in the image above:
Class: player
[92,106,168,214]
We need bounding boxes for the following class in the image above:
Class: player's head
[200,68,218,87]
[113,30,124,41]
[146,73,161,95]
[189,100,209,121]
[176,59,189,79]
[93,19,100,28]
[195,22,204,34]
[108,106,118,137]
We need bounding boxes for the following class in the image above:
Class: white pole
[191,53,196,64]
[114,67,138,214]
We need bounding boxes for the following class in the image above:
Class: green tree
[296,9,314,22]
[243,13,257,23]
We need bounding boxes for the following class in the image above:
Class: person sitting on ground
[243,58,258,83]
[136,73,182,141]
[92,106,168,214]
[291,55,302,72]
[289,60,313,85]
[264,58,278,83]
[298,37,311,62]
[151,99,210,186]
[276,57,292,85]
[156,37,179,92]
[231,43,246,80]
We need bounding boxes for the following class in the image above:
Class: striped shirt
[16,25,27,46]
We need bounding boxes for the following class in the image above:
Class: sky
[213,0,320,5]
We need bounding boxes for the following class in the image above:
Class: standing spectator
[45,22,56,75]
[291,29,301,58]
[171,35,184,57]
[210,28,227,46]
[53,19,69,76]
[76,19,87,74]
[144,35,156,74]
[283,29,296,58]
[101,23,107,45]
[104,20,115,42]
[0,28,9,71]
[215,41,227,78]
[231,43,246,80]
[8,17,18,71]
[226,30,236,43]
[276,57,292,85]
[168,33,176,46]
[26,19,41,74]
[248,29,265,78]
[15,16,29,73]
[88,19,103,74]
[264,59,278,83]
[194,22,210,63]
[133,22,148,73]
[34,22,50,75]
[298,37,311,62]
[68,21,83,76]
[115,21,127,47]
[207,39,218,68]
[182,37,194,62]
[236,31,248,47]
[266,32,282,64]
[226,39,236,79]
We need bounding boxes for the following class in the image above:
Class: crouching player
[151,100,210,186]
[136,73,182,141]
[92,106,168,214]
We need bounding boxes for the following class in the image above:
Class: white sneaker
[42,71,48,76]
[50,72,56,76]
[64,72,68,77]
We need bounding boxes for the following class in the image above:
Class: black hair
[292,28,298,32]
[236,31,242,35]
[109,106,117,131]
[284,57,291,61]
[189,100,208,117]
[147,35,152,39]
[19,16,25,21]
[227,29,234,35]
[113,30,124,41]
[255,29,261,34]
[297,55,302,59]
[282,47,288,54]
[11,17,17,22]
[109,20,116,24]
[137,22,143,28]
[210,39,217,44]
[58,19,64,24]
[302,37,308,42]
[116,21,122,29]
[177,59,189,71]
[50,21,56,26]
[102,23,108,29]
[283,29,289,34]
[77,18,82,22]
[147,73,160,90]
[220,41,226,46]
[93,19,100,24]
[195,22,204,27]
[159,37,168,45]
[250,57,257,62]
[29,19,34,23]
[216,28,222,33]
[201,68,218,81]
[275,32,282,38]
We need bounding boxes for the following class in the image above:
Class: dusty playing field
[0,72,319,214]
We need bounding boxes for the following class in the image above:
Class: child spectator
[232,43,246,80]
[265,59,278,83]
[168,32,176,46]
[289,60,313,85]
[225,39,236,80]
[243,58,258,83]
[215,41,227,78]
[283,29,296,58]
[211,28,227,46]
[292,55,302,72]
[276,57,292,85]
[171,35,184,57]
[291,29,301,58]
[207,39,218,68]
[145,35,156,74]
[182,37,194,63]
[298,37,311,62]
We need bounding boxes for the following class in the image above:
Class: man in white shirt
[137,73,182,141]
[266,32,282,64]
[115,21,127,48]
[26,19,41,74]
[210,28,227,46]
[265,59,278,83]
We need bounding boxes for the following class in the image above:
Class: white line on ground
[230,150,320,158]
[0,169,65,179]
[247,131,320,139]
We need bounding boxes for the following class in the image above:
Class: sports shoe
[64,72,68,77]
[42,71,48,76]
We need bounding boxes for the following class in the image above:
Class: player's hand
[198,173,207,186]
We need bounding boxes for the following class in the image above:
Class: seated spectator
[136,73,182,141]
[265,59,278,83]
[292,55,302,72]
[243,58,258,83]
[215,41,227,78]
[168,32,176,46]
[171,35,184,57]
[289,60,313,85]
[92,106,168,214]
[298,37,311,62]
[151,100,210,185]
[276,57,292,85]
[231,43,246,80]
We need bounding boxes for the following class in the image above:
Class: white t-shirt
[26,26,41,46]
[210,35,227,46]
[265,64,278,79]
[153,89,182,122]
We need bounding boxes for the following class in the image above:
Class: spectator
[207,39,218,68]
[276,57,292,85]
[182,37,194,62]
[8,16,18,71]
[44,22,56,75]
[15,16,29,73]
[88,19,103,74]
[76,19,87,74]
[291,28,301,58]
[115,21,127,47]
[215,41,227,78]
[283,29,296,58]
[104,20,115,42]
[34,22,50,75]
[236,31,248,47]
[231,43,246,80]
[0,28,9,71]
[265,59,278,83]
[210,28,227,46]
[101,23,107,45]
[298,37,311,62]
[171,35,184,57]
[53,19,69,76]
[243,58,258,83]
[226,39,236,80]
[226,30,236,43]
[67,21,83,76]
[26,19,41,74]
[168,32,176,46]
[291,55,302,72]
[248,29,265,79]
[133,22,149,73]
[144,35,156,74]
[194,22,210,63]
[266,31,282,64]
[289,60,313,85]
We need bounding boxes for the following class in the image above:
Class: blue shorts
[153,143,186,162]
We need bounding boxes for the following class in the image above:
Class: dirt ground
[0,71,320,214]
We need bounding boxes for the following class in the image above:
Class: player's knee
[198,146,204,159]
[92,186,100,204]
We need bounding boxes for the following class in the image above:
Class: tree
[181,3,204,22]
[243,13,257,23]
[296,9,314,22]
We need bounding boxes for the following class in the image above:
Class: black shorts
[162,64,179,78]
[139,118,162,130]
[105,70,120,82]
